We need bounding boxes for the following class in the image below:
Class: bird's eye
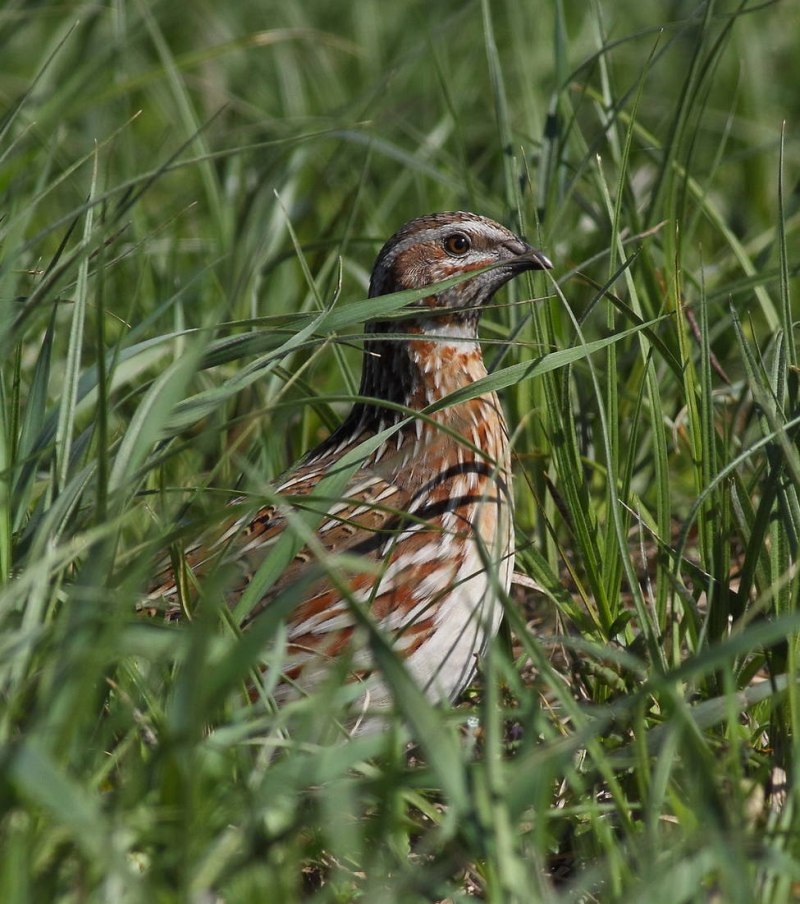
[444,233,471,256]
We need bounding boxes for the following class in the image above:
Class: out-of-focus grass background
[1,1,799,901]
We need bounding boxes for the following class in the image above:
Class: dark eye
[444,233,471,256]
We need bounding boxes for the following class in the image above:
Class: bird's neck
[352,316,489,431]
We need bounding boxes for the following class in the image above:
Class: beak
[518,247,553,271]
[503,239,553,272]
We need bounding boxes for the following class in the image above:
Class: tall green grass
[1,0,799,900]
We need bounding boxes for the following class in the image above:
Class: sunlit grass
[1,1,799,901]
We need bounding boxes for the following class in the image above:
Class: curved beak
[504,239,553,272]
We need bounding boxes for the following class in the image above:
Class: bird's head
[368,211,551,331]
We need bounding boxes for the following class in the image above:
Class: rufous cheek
[393,246,436,289]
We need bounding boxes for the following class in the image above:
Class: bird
[148,211,552,724]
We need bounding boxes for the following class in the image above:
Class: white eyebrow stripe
[394,222,507,254]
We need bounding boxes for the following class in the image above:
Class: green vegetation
[1,0,799,900]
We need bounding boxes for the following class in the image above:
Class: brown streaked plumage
[148,212,552,725]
